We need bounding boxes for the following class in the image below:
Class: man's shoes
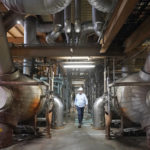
[78,124,81,128]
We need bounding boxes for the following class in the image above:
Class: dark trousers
[76,106,85,124]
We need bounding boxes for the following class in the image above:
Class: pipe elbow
[93,96,105,129]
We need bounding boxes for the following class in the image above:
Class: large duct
[1,0,72,15]
[74,0,81,33]
[46,11,64,44]
[87,0,115,13]
[92,7,104,37]
[0,15,15,77]
[116,53,150,147]
[93,96,105,129]
[23,16,38,76]
[52,96,64,128]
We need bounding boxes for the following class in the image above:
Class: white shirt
[75,93,88,108]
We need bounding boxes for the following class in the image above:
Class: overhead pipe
[64,5,71,34]
[116,53,150,147]
[52,96,64,128]
[92,7,104,37]
[87,0,115,13]
[0,15,15,77]
[23,16,39,76]
[46,11,64,44]
[79,22,95,45]
[74,0,81,33]
[36,22,54,33]
[2,0,72,15]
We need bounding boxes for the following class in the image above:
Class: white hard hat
[78,87,83,91]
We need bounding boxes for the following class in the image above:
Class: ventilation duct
[87,0,115,13]
[2,0,72,15]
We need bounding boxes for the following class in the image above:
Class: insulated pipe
[2,0,72,15]
[92,7,104,37]
[23,16,38,76]
[74,0,81,33]
[79,22,95,45]
[93,96,105,129]
[52,96,64,128]
[87,0,114,13]
[46,11,64,44]
[36,22,54,33]
[0,14,15,77]
[64,5,71,34]
[143,54,150,74]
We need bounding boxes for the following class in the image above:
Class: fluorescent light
[63,65,95,69]
[70,57,90,60]
[63,61,94,64]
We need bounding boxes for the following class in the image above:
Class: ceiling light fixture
[63,65,95,69]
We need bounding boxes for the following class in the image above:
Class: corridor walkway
[3,112,149,150]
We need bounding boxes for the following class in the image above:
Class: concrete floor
[3,112,149,150]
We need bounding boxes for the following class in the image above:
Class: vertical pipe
[74,0,81,33]
[64,5,71,34]
[0,14,14,76]
[104,58,107,94]
[23,16,37,76]
[92,7,104,37]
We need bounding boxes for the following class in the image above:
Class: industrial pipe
[2,0,72,15]
[74,0,81,33]
[87,0,115,13]
[79,22,95,45]
[36,22,54,33]
[46,11,64,44]
[64,5,71,34]
[0,15,15,77]
[52,96,64,128]
[23,16,38,76]
[92,7,104,37]
[93,96,105,129]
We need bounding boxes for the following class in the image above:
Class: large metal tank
[0,71,46,148]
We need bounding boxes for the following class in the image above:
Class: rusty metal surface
[0,123,13,148]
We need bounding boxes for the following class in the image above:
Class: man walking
[75,87,88,128]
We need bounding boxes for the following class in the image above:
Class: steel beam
[11,45,102,57]
[100,0,139,53]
